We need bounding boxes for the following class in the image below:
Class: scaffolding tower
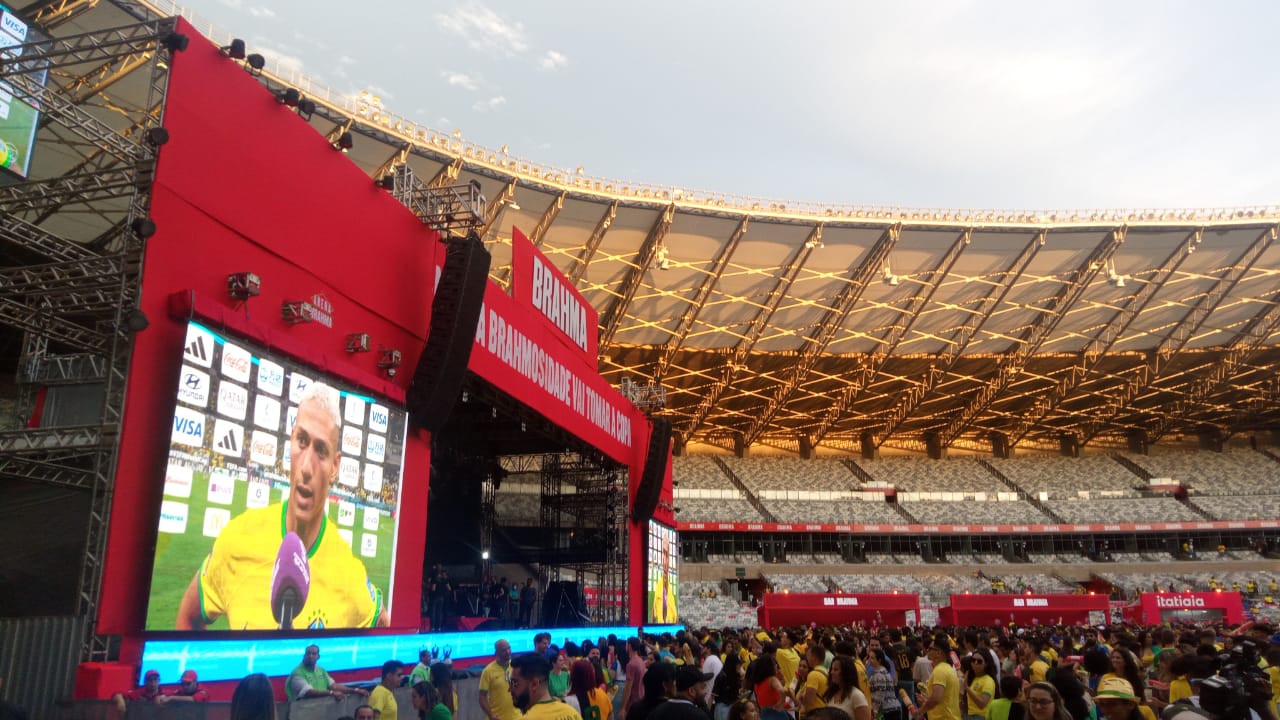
[0,12,179,662]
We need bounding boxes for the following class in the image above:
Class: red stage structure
[1121,592,1244,625]
[939,593,1110,627]
[80,18,662,693]
[756,593,921,628]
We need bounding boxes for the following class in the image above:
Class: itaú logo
[1156,595,1205,608]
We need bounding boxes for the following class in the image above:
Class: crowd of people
[105,620,1280,720]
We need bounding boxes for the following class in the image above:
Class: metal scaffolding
[0,15,177,662]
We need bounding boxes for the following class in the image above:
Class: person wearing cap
[1094,677,1144,720]
[113,669,165,713]
[158,669,210,704]
[651,666,713,720]
[915,635,961,720]
[511,652,583,720]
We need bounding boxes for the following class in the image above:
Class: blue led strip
[141,625,683,682]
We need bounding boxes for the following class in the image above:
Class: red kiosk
[939,594,1110,626]
[757,593,921,627]
[1122,592,1244,625]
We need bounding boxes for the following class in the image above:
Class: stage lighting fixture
[162,32,189,53]
[503,198,521,211]
[276,88,300,107]
[145,127,170,146]
[333,131,354,152]
[297,98,316,121]
[345,333,372,353]
[125,308,150,333]
[281,301,316,324]
[226,272,261,299]
[246,53,266,75]
[481,550,490,560]
[377,348,402,377]
[131,217,157,239]
[221,39,246,59]
[376,175,395,190]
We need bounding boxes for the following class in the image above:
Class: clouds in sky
[435,2,528,56]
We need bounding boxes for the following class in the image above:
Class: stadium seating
[855,457,1007,494]
[1192,494,1280,521]
[675,498,765,523]
[1122,448,1280,496]
[898,499,1050,524]
[989,454,1141,497]
[721,457,856,492]
[1049,497,1203,523]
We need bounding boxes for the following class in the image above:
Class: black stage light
[144,127,169,146]
[276,88,300,106]
[221,39,246,59]
[125,308,150,333]
[246,53,265,74]
[162,32,189,53]
[333,131,353,152]
[376,175,395,190]
[297,98,316,121]
[130,217,157,239]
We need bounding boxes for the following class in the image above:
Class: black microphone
[271,531,310,629]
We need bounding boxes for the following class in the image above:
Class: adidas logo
[217,429,239,453]
[185,337,208,363]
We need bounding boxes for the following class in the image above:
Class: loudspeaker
[541,581,587,627]
[631,417,672,523]
[408,234,491,433]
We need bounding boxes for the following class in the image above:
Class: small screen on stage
[0,3,49,180]
[144,321,408,631]
[646,520,678,624]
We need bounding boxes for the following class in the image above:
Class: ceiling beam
[684,225,820,437]
[875,229,1047,445]
[938,228,1126,446]
[477,178,517,239]
[743,223,902,446]
[371,143,410,181]
[812,228,971,445]
[566,200,617,286]
[528,191,566,249]
[27,0,101,29]
[654,216,748,382]
[1081,223,1279,443]
[1006,228,1199,447]
[598,204,675,347]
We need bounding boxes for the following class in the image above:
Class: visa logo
[175,416,203,436]
[2,12,28,42]
[371,408,388,425]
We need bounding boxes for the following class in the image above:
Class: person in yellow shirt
[776,632,801,691]
[917,636,962,720]
[798,646,829,717]
[512,653,584,720]
[1265,647,1280,720]
[962,654,996,720]
[1022,645,1049,684]
[480,640,518,720]
[368,661,402,719]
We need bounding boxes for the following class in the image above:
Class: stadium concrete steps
[1174,495,1218,522]
[1110,453,1154,481]
[976,458,1066,524]
[887,500,919,524]
[1258,447,1280,467]
[710,456,777,522]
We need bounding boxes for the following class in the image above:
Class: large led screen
[646,520,678,624]
[0,4,48,180]
[145,321,407,631]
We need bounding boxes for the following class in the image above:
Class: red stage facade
[756,593,921,628]
[678,519,1280,534]
[85,18,659,691]
[939,593,1110,627]
[1123,592,1244,625]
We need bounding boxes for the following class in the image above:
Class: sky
[175,0,1280,211]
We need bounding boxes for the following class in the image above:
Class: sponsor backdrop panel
[0,3,48,179]
[145,321,407,631]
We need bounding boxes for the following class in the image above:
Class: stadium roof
[16,0,1280,456]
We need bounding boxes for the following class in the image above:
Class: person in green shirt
[550,653,572,699]
[413,680,454,720]
[286,644,370,702]
[410,649,434,686]
[985,676,1025,720]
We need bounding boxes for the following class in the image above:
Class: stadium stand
[1049,497,1204,523]
[854,457,1007,494]
[721,457,857,491]
[1123,448,1280,495]
[988,454,1145,497]
[1193,494,1280,521]
[897,498,1049,524]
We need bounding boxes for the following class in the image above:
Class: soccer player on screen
[650,536,678,624]
[175,382,390,630]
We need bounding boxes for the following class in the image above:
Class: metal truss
[812,228,971,445]
[875,230,1044,446]
[0,16,175,661]
[685,229,818,438]
[598,204,675,346]
[938,228,1126,446]
[1081,224,1279,443]
[744,224,901,446]
[654,217,748,382]
[566,200,617,286]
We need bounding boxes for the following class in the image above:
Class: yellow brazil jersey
[524,700,583,720]
[198,503,381,630]
[967,675,996,720]
[480,661,518,720]
[801,667,829,715]
[370,684,397,719]
[927,662,962,720]
[650,576,678,623]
